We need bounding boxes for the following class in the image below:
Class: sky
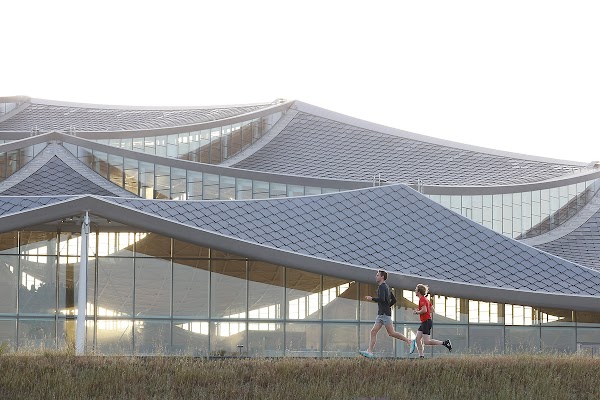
[2,1,599,163]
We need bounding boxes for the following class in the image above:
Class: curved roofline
[0,100,295,137]
[0,133,598,193]
[292,101,590,166]
[28,97,283,111]
[0,194,598,312]
[421,169,600,195]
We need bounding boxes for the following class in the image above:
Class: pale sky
[2,1,599,163]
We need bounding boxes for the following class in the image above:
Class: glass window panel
[0,231,18,253]
[135,233,171,258]
[431,325,468,356]
[203,173,219,200]
[173,240,209,258]
[248,261,283,320]
[539,308,575,326]
[57,256,84,317]
[359,282,386,322]
[97,258,133,316]
[95,319,133,355]
[323,323,358,357]
[124,158,139,195]
[304,186,322,196]
[248,321,283,357]
[575,311,600,327]
[287,185,305,197]
[172,320,209,356]
[287,269,321,320]
[286,323,321,357]
[135,320,171,355]
[135,258,171,317]
[18,319,56,350]
[434,296,468,324]
[469,325,504,354]
[253,180,270,199]
[576,327,600,349]
[541,327,576,353]
[505,326,540,353]
[187,173,203,200]
[173,260,210,318]
[0,319,16,351]
[20,231,57,255]
[236,178,253,200]
[139,162,154,199]
[220,176,235,200]
[321,188,339,194]
[322,277,357,320]
[269,182,286,198]
[211,259,247,318]
[0,255,18,314]
[19,255,57,315]
[211,320,247,356]
[395,289,420,323]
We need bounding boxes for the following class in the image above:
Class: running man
[411,283,452,358]
[359,270,411,358]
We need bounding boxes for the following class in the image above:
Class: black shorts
[418,319,433,335]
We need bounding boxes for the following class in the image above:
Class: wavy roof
[0,98,277,132]
[232,103,589,186]
[1,185,599,311]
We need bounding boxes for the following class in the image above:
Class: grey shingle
[234,112,582,186]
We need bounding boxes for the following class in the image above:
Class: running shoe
[409,339,417,354]
[443,339,452,352]
[359,350,374,358]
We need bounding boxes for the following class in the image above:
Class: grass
[0,353,599,399]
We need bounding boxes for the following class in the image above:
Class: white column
[76,212,90,355]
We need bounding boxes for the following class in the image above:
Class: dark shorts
[418,319,433,335]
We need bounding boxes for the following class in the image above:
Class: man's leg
[416,330,424,357]
[422,334,443,346]
[384,323,410,344]
[368,322,383,352]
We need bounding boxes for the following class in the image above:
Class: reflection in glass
[95,319,133,355]
[323,323,358,357]
[286,323,320,357]
[469,325,504,354]
[0,255,18,314]
[211,259,247,318]
[135,320,171,355]
[287,269,321,320]
[173,260,209,317]
[18,319,55,350]
[135,257,171,317]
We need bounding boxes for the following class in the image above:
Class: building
[0,95,599,357]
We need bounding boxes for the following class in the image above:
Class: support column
[76,212,90,355]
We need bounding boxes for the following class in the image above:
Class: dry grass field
[0,352,598,399]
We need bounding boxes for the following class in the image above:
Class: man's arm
[365,285,387,303]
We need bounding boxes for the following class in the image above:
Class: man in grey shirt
[359,270,411,358]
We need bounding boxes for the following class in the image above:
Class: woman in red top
[412,284,452,358]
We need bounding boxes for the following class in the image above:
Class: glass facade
[92,112,283,165]
[63,143,345,200]
[0,227,598,357]
[0,144,47,182]
[0,102,19,118]
[427,178,600,239]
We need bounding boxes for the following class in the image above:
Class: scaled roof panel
[233,111,583,186]
[105,184,600,297]
[0,100,274,132]
[0,142,136,197]
[0,156,117,196]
